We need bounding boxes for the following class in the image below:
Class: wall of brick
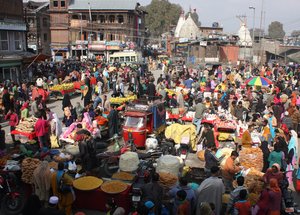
[0,0,23,20]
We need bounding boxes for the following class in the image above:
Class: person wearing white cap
[282,111,293,130]
[38,196,64,215]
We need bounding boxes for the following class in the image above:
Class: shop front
[89,42,106,61]
[0,60,22,84]
[51,47,69,62]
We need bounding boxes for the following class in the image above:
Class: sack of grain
[119,152,140,172]
[156,155,181,176]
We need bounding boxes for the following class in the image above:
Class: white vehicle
[109,51,142,65]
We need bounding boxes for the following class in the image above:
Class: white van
[109,51,142,65]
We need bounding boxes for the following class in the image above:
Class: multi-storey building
[49,0,146,61]
[24,0,51,55]
[0,0,27,82]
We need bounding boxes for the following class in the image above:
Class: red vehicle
[123,101,166,148]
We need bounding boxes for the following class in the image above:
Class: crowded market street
[1,0,300,215]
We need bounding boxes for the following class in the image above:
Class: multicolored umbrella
[245,76,272,86]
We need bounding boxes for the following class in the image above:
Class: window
[0,31,8,50]
[99,32,104,41]
[110,34,114,41]
[42,18,47,27]
[125,56,130,62]
[53,1,58,7]
[117,15,124,24]
[14,32,22,50]
[99,16,105,23]
[109,15,115,23]
[61,1,65,7]
[125,117,144,128]
[92,15,97,22]
[72,15,78,19]
[43,33,47,42]
[82,15,87,20]
[131,56,136,62]
[120,57,124,62]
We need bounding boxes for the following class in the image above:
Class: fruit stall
[49,82,83,99]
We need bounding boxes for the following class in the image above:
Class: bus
[109,51,142,65]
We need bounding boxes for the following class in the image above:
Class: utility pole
[259,0,264,65]
[88,2,92,59]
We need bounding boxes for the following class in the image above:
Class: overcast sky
[140,0,300,35]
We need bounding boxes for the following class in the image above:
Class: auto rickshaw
[123,101,166,148]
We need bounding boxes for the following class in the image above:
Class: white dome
[178,14,201,39]
[238,23,253,46]
[175,12,185,38]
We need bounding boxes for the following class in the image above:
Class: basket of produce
[110,95,137,104]
[101,180,128,194]
[50,83,74,92]
[158,172,178,189]
[73,176,103,191]
[21,158,41,184]
[112,172,135,182]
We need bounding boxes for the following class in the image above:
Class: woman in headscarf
[32,161,51,205]
[286,130,298,185]
[268,144,283,168]
[263,163,284,185]
[51,113,62,138]
[260,141,270,173]
[20,102,29,120]
[62,94,72,111]
[267,178,282,215]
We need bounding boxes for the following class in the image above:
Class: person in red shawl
[267,178,282,215]
[34,112,49,149]
[252,184,270,215]
[5,109,18,143]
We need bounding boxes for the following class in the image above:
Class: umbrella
[245,76,272,86]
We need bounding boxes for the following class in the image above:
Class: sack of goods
[156,155,182,176]
[119,152,140,172]
[21,158,41,184]
[159,172,178,189]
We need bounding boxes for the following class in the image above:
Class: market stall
[11,117,38,141]
[49,82,83,99]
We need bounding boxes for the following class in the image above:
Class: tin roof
[69,0,138,11]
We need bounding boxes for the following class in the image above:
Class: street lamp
[69,11,83,61]
[249,6,255,44]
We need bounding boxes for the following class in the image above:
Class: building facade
[24,1,51,55]
[49,0,146,61]
[0,0,28,83]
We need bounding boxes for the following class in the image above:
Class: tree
[145,0,182,37]
[268,21,285,40]
[291,30,300,38]
[185,10,201,26]
[249,28,264,38]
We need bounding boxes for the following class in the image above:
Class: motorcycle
[176,137,190,160]
[131,187,142,215]
[0,171,24,215]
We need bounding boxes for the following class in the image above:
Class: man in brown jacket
[291,106,300,133]
[222,151,242,192]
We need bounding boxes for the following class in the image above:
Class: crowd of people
[1,59,300,215]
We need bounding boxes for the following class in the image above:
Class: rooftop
[69,0,138,10]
